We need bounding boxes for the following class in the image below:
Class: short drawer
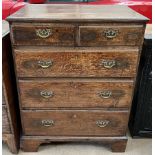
[79,24,144,46]
[19,79,133,109]
[14,47,139,78]
[22,110,129,136]
[11,23,75,46]
[2,105,11,134]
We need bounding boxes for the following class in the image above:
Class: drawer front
[79,25,144,46]
[11,23,75,46]
[19,79,133,109]
[14,47,138,77]
[22,110,128,136]
[2,105,11,133]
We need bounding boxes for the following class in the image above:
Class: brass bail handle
[40,91,54,99]
[37,60,53,69]
[101,60,116,69]
[36,28,52,38]
[96,120,110,128]
[41,120,54,127]
[103,29,118,39]
[98,91,112,99]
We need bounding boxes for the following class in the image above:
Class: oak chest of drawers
[7,4,148,152]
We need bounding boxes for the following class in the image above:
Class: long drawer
[19,79,133,109]
[14,47,139,78]
[22,110,129,136]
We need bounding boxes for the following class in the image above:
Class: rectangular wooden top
[7,4,148,23]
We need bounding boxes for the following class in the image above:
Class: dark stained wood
[19,79,134,109]
[20,135,127,152]
[10,23,145,46]
[22,110,129,136]
[111,139,127,152]
[7,4,148,23]
[14,47,139,77]
[11,23,75,46]
[7,4,147,153]
[79,25,145,46]
[21,138,42,152]
[2,20,20,154]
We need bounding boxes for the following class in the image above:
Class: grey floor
[3,135,152,155]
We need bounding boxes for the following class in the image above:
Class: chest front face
[7,4,147,152]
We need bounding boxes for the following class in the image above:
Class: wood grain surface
[11,23,75,46]
[6,4,147,153]
[22,110,129,136]
[19,79,133,109]
[79,25,145,46]
[14,46,139,77]
[20,135,127,152]
[11,23,145,46]
[7,4,148,22]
